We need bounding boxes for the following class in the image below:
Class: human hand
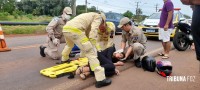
[158,23,160,27]
[164,25,169,31]
[53,38,60,46]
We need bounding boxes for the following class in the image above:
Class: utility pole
[71,0,76,16]
[135,1,139,15]
[85,0,87,13]
[155,4,159,12]
[135,1,140,21]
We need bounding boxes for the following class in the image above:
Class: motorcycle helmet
[156,60,172,77]
[141,56,156,72]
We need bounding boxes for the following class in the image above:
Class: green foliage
[2,25,46,35]
[76,5,99,15]
[122,10,147,23]
[123,10,133,19]
[0,12,10,20]
[16,0,71,16]
[26,14,33,20]
[132,15,148,23]
[0,0,15,14]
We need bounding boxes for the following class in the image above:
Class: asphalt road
[85,50,200,90]
[0,35,162,90]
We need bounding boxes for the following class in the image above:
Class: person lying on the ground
[75,45,123,80]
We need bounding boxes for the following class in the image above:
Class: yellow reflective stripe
[90,63,100,71]
[89,38,101,50]
[96,44,101,50]
[90,38,96,45]
[63,26,82,35]
[106,22,114,32]
[81,37,89,44]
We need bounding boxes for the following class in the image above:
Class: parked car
[105,12,124,34]
[138,8,186,38]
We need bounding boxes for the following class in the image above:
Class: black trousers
[192,5,200,61]
[90,45,116,76]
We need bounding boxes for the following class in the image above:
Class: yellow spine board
[40,57,88,78]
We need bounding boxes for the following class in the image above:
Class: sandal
[162,55,169,59]
[158,53,165,56]
[75,66,84,75]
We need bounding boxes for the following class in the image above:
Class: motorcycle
[173,20,193,51]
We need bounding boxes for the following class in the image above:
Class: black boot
[56,61,68,64]
[135,58,141,68]
[56,59,72,64]
[40,45,46,57]
[95,78,112,88]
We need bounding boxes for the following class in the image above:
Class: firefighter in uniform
[80,21,115,58]
[118,17,147,68]
[39,7,72,60]
[97,22,115,51]
[60,12,112,88]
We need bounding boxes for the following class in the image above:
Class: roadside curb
[48,47,175,90]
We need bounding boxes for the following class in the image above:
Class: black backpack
[141,56,156,72]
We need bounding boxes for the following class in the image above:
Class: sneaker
[134,58,141,68]
[40,45,46,57]
[95,78,112,88]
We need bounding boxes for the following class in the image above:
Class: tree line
[0,0,99,16]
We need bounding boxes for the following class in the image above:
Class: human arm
[124,46,133,59]
[164,11,173,31]
[46,17,61,46]
[164,2,174,31]
[181,0,200,5]
[106,22,116,48]
[121,32,127,50]
[46,17,59,40]
[89,15,102,51]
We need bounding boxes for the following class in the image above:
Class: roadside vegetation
[0,12,50,35]
[0,0,191,35]
[2,25,46,35]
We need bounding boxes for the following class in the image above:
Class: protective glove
[53,38,60,46]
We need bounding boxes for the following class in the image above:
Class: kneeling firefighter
[60,12,112,88]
